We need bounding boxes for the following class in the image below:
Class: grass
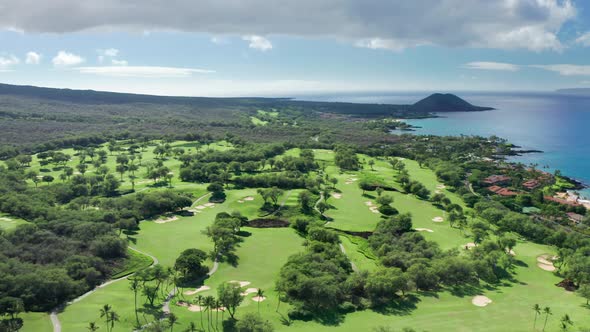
[19,312,52,332]
[110,248,154,279]
[0,212,29,231]
[20,144,590,332]
[250,116,269,126]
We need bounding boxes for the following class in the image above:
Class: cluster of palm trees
[532,304,574,331]
[86,304,120,332]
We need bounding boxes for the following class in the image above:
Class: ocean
[296,92,590,198]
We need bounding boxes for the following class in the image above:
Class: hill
[410,93,494,113]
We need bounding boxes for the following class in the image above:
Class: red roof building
[523,179,541,190]
[488,185,519,196]
[483,175,511,185]
[544,196,580,207]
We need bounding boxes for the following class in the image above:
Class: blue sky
[0,0,589,96]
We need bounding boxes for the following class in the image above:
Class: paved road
[50,247,158,332]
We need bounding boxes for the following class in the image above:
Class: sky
[0,0,589,96]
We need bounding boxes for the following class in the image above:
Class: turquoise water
[298,92,590,197]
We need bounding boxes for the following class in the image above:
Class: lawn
[0,213,29,231]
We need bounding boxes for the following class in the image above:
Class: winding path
[50,247,158,332]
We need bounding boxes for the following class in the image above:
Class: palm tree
[204,296,216,332]
[256,289,264,315]
[215,298,221,330]
[99,304,112,332]
[542,306,552,331]
[184,322,198,332]
[559,314,573,332]
[108,311,119,332]
[195,295,205,331]
[87,322,99,331]
[129,278,141,328]
[168,312,178,332]
[533,303,541,331]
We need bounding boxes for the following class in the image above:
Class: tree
[99,304,112,332]
[256,288,264,315]
[376,195,393,207]
[116,164,126,181]
[533,304,541,331]
[168,312,178,332]
[174,248,209,281]
[368,159,375,170]
[184,322,197,332]
[298,191,313,214]
[235,313,274,332]
[316,201,329,216]
[26,170,39,188]
[108,311,119,332]
[217,282,244,319]
[559,314,573,332]
[87,322,99,331]
[204,296,216,331]
[577,284,590,305]
[129,278,141,327]
[358,180,373,195]
[542,306,552,332]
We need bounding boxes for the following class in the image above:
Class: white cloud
[74,66,215,78]
[111,59,128,66]
[242,35,272,51]
[530,64,590,76]
[52,51,84,66]
[25,51,41,64]
[102,48,119,57]
[463,61,520,71]
[0,54,20,70]
[0,1,574,52]
[354,38,415,52]
[575,32,590,47]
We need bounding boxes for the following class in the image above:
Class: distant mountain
[411,93,494,113]
[556,88,590,96]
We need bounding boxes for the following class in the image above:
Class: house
[488,185,519,196]
[523,179,540,190]
[566,212,585,224]
[483,175,511,185]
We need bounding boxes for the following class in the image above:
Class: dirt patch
[230,280,251,287]
[247,218,290,228]
[415,228,434,233]
[184,285,210,295]
[332,193,342,199]
[252,296,266,302]
[237,200,245,203]
[472,295,492,307]
[155,215,179,224]
[556,279,577,292]
[432,216,444,223]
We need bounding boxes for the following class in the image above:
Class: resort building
[483,175,511,185]
[566,212,585,224]
[488,185,519,196]
[522,179,541,190]
[544,196,581,207]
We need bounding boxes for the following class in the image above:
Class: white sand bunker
[537,255,557,272]
[252,296,266,302]
[432,216,444,223]
[184,285,210,295]
[195,205,207,210]
[365,201,374,206]
[230,280,251,287]
[472,295,492,307]
[332,193,342,199]
[463,243,476,250]
[241,288,258,296]
[188,305,205,312]
[237,200,244,203]
[369,206,380,214]
[155,215,178,224]
[204,203,216,208]
[436,184,446,189]
[243,196,255,201]
[415,228,434,233]
[434,190,442,194]
[507,249,516,256]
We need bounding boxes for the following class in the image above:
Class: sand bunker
[365,201,374,206]
[415,228,434,233]
[155,216,178,224]
[434,190,442,194]
[432,216,444,222]
[237,200,244,203]
[472,295,492,307]
[436,184,446,189]
[243,196,255,201]
[332,193,342,199]
[252,296,267,302]
[230,280,251,287]
[184,285,210,295]
[463,243,476,250]
[188,305,205,312]
[241,288,258,296]
[507,249,516,256]
[203,203,215,208]
[195,205,207,210]
[369,206,380,214]
[537,255,557,272]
